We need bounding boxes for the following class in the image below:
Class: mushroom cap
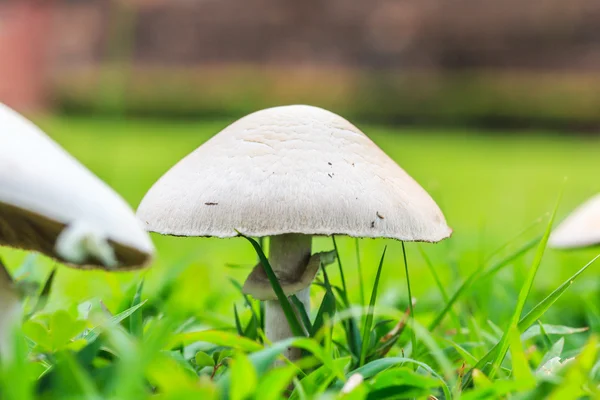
[0,104,154,269]
[549,194,600,249]
[137,105,451,242]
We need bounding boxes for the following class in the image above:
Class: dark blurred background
[2,0,600,129]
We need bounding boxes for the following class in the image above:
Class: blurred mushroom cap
[549,194,600,249]
[0,103,154,269]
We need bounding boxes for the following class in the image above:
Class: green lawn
[3,117,598,321]
[2,116,600,398]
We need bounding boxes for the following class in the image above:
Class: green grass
[1,116,600,399]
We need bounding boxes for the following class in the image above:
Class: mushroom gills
[0,201,149,269]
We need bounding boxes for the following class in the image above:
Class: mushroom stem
[0,261,20,358]
[266,233,312,360]
[264,287,309,360]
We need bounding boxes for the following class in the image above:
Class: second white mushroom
[0,103,155,353]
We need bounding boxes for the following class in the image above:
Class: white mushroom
[0,103,155,353]
[0,103,154,267]
[137,104,451,359]
[549,194,600,249]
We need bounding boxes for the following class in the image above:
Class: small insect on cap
[0,103,154,269]
[137,104,452,242]
[549,194,600,249]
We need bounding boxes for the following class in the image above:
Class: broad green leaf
[147,353,205,393]
[22,321,51,352]
[290,357,351,400]
[218,339,305,398]
[368,367,440,399]
[338,357,450,398]
[255,365,299,400]
[548,335,599,399]
[229,353,258,400]
[50,310,87,351]
[521,324,588,341]
[195,351,216,369]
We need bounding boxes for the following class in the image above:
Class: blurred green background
[2,0,600,333]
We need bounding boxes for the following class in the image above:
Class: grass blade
[359,246,387,366]
[129,279,144,338]
[291,295,313,333]
[419,246,463,338]
[487,197,559,378]
[462,252,600,389]
[355,238,365,306]
[331,236,347,303]
[27,268,57,318]
[508,326,535,385]
[428,269,480,332]
[83,300,148,342]
[418,246,449,301]
[240,234,305,337]
[479,237,541,281]
[329,238,361,362]
[537,320,552,350]
[401,242,417,357]
[233,304,243,336]
[519,253,600,329]
[484,216,544,262]
[229,279,261,339]
[428,235,539,332]
[311,265,336,338]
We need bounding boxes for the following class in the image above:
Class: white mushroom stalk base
[0,268,21,359]
[264,286,310,360]
[266,233,312,360]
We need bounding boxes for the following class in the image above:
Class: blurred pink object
[0,1,54,112]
